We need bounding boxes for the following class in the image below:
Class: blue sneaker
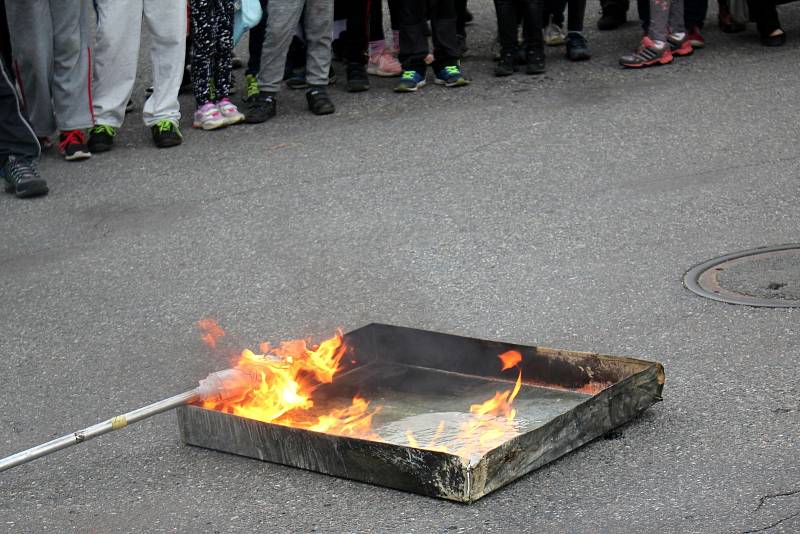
[434,65,470,87]
[394,70,427,93]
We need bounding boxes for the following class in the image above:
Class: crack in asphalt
[755,489,800,512]
[741,510,800,534]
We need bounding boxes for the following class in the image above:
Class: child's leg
[494,0,519,54]
[246,0,269,76]
[429,0,460,71]
[303,0,334,87]
[212,0,235,100]
[522,0,545,50]
[190,0,215,105]
[369,0,385,42]
[455,0,467,37]
[667,0,685,34]
[399,0,430,73]
[566,0,587,31]
[684,0,707,30]
[258,0,306,93]
[343,0,369,65]
[647,0,671,42]
[142,0,186,126]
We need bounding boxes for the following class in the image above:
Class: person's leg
[455,0,467,37]
[50,0,93,132]
[748,1,781,37]
[92,0,144,131]
[258,0,305,93]
[343,0,370,64]
[0,0,12,70]
[684,0,707,29]
[190,0,215,106]
[369,0,384,41]
[5,0,56,137]
[598,0,630,30]
[668,0,686,34]
[521,0,547,70]
[648,0,670,42]
[619,0,673,67]
[212,0,235,101]
[246,0,269,76]
[303,0,335,113]
[399,0,430,74]
[638,0,649,30]
[429,0,460,72]
[566,0,586,31]
[143,0,187,126]
[0,57,47,198]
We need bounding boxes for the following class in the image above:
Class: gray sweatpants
[93,0,186,128]
[5,0,94,136]
[648,0,685,42]
[258,0,333,92]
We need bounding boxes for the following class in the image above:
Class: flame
[498,350,522,371]
[201,330,380,439]
[198,318,225,349]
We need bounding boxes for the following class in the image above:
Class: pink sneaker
[217,98,245,126]
[367,52,402,77]
[192,102,225,130]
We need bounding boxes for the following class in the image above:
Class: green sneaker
[394,70,426,93]
[151,119,182,149]
[244,73,259,99]
[87,124,116,153]
[434,65,470,88]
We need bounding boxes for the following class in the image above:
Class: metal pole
[0,389,199,473]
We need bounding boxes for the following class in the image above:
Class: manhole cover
[684,244,800,308]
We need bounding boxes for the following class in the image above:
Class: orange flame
[498,350,522,371]
[198,318,225,349]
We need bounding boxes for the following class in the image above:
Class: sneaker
[526,50,546,74]
[687,27,706,48]
[58,130,91,161]
[598,7,626,31]
[495,52,515,77]
[244,73,259,99]
[306,86,335,115]
[88,124,117,153]
[242,91,277,124]
[434,65,469,88]
[667,33,694,57]
[2,155,48,198]
[566,32,591,61]
[544,20,567,46]
[394,70,427,92]
[367,52,402,77]
[346,62,370,92]
[151,119,183,148]
[217,98,245,125]
[193,102,226,130]
[619,36,673,68]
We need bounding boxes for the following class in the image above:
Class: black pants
[747,0,795,35]
[400,0,460,73]
[638,0,706,31]
[455,0,467,36]
[190,0,235,105]
[343,0,371,64]
[600,0,629,11]
[247,0,269,75]
[545,0,586,31]
[494,0,544,52]
[0,58,39,165]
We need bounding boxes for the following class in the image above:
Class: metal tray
[178,324,664,502]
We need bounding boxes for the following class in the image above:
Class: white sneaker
[217,98,245,126]
[192,102,225,130]
[544,21,567,47]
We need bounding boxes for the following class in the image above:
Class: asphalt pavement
[1,2,799,533]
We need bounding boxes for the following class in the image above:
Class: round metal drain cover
[684,244,800,308]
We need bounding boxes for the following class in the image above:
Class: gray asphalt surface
[1,2,799,533]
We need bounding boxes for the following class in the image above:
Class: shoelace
[6,157,40,183]
[442,66,461,76]
[91,124,116,137]
[58,130,86,151]
[246,77,258,97]
[401,71,418,80]
[156,120,174,133]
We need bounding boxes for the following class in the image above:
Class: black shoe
[346,62,370,92]
[2,155,48,198]
[566,32,592,61]
[761,31,787,47]
[526,50,546,74]
[494,52,515,76]
[151,120,183,148]
[597,7,627,31]
[88,125,116,153]
[58,130,91,161]
[306,86,335,115]
[242,91,277,123]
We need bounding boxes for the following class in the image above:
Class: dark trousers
[455,0,467,35]
[247,0,269,75]
[400,0,460,73]
[747,0,795,35]
[545,0,587,31]
[0,58,40,165]
[600,0,629,11]
[494,0,544,52]
[0,0,11,69]
[638,0,707,31]
[343,0,371,64]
